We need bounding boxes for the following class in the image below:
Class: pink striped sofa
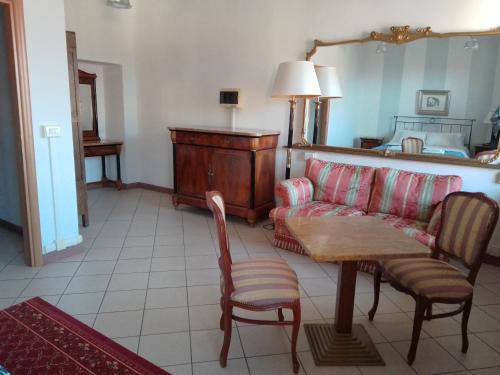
[269,158,462,271]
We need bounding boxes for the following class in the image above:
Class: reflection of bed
[372,115,474,158]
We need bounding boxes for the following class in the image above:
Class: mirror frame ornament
[78,69,100,142]
[297,25,500,168]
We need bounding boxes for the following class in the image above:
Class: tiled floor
[1,188,500,375]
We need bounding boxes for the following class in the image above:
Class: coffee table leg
[304,260,385,366]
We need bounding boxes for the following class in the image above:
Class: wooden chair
[401,137,424,154]
[206,191,302,373]
[368,191,499,365]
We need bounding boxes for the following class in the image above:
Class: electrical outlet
[42,125,62,138]
[304,152,317,160]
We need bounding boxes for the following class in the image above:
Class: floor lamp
[272,61,321,179]
[312,66,343,144]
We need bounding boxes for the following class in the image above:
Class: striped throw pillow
[367,168,462,222]
[305,158,376,211]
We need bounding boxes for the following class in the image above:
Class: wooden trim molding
[300,25,500,168]
[1,0,43,266]
[0,218,23,235]
[87,181,174,194]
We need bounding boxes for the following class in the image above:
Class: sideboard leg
[247,218,256,227]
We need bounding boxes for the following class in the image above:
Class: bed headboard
[393,115,474,149]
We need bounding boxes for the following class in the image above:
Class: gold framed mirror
[298,26,500,167]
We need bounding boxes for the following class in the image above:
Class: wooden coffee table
[286,216,430,366]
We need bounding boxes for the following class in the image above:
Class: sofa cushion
[275,177,314,207]
[270,201,365,225]
[305,158,376,211]
[369,212,435,248]
[367,167,462,222]
[426,202,443,236]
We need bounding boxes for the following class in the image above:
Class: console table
[83,140,123,190]
[169,127,280,225]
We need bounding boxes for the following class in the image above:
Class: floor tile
[120,246,154,259]
[65,274,111,294]
[139,332,191,367]
[187,268,220,286]
[100,290,147,312]
[94,310,143,338]
[57,292,104,315]
[145,287,187,308]
[299,277,337,297]
[114,258,151,273]
[247,353,305,375]
[476,330,500,352]
[436,335,500,369]
[35,262,80,278]
[85,247,122,261]
[149,271,186,288]
[0,264,40,280]
[238,325,291,357]
[188,285,220,306]
[163,363,192,375]
[124,236,155,247]
[114,336,140,353]
[76,260,117,275]
[371,312,428,342]
[73,313,96,327]
[151,257,185,272]
[358,343,417,375]
[21,277,71,297]
[0,278,31,298]
[141,307,189,335]
[92,237,125,248]
[193,358,249,375]
[190,328,244,362]
[108,273,149,291]
[299,350,361,374]
[392,337,465,374]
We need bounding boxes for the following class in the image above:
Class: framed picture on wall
[416,90,450,116]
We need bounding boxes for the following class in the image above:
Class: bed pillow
[388,130,427,145]
[426,132,465,148]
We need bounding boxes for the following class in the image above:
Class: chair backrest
[206,191,234,297]
[435,191,499,283]
[401,137,424,154]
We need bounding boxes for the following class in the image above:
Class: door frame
[1,0,43,266]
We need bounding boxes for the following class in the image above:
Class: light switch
[42,125,62,138]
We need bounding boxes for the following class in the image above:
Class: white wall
[63,0,500,252]
[24,0,80,252]
[0,6,21,227]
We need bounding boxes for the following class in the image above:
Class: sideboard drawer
[175,131,254,150]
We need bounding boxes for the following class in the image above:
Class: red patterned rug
[0,297,170,375]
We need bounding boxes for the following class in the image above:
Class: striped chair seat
[229,258,300,307]
[381,258,473,300]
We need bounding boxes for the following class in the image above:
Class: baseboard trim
[0,218,23,235]
[87,181,173,194]
[123,182,174,194]
[485,253,500,267]
[43,244,85,264]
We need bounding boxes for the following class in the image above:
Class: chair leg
[461,298,473,353]
[278,308,284,322]
[219,313,224,331]
[219,303,233,368]
[368,268,382,321]
[407,297,427,365]
[425,305,433,320]
[290,304,301,374]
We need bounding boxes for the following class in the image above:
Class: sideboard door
[211,149,251,207]
[176,144,211,199]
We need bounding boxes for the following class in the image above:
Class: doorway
[0,0,42,267]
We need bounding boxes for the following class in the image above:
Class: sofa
[269,158,462,272]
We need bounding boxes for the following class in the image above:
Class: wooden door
[66,31,88,226]
[176,144,211,199]
[211,149,251,207]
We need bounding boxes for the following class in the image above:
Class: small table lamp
[313,66,343,144]
[272,61,321,179]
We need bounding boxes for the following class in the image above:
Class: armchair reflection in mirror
[299,26,500,167]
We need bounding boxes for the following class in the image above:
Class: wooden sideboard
[169,127,280,225]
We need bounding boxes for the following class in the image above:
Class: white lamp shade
[271,61,322,98]
[315,66,343,98]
